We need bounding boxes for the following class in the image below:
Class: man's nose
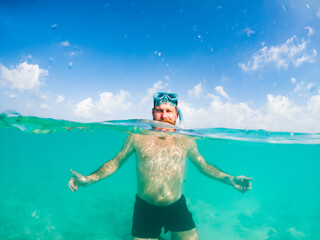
[162,111,169,118]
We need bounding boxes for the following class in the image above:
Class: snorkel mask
[153,92,183,124]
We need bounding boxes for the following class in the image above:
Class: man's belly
[137,179,183,206]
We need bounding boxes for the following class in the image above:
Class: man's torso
[132,133,193,206]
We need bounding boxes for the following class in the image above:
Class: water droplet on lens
[0,111,22,123]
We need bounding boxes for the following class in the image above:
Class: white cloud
[239,35,317,72]
[293,81,315,93]
[0,62,48,90]
[181,95,256,130]
[67,83,320,132]
[73,90,132,120]
[265,94,299,115]
[22,54,32,62]
[61,41,70,47]
[307,94,320,113]
[188,83,203,98]
[215,86,229,99]
[41,103,50,110]
[242,27,256,37]
[96,90,131,115]
[74,97,94,119]
[305,26,314,36]
[180,88,320,133]
[66,49,82,57]
[56,95,65,104]
[294,48,317,67]
[40,94,48,100]
[290,77,296,84]
[306,83,314,91]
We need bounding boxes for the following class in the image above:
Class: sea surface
[0,112,319,240]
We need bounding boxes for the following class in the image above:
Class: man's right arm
[68,134,135,192]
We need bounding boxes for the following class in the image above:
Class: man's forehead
[155,103,176,109]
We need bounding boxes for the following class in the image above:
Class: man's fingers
[70,182,78,191]
[244,177,253,181]
[68,181,73,192]
[69,181,75,192]
[244,182,252,190]
[238,185,246,193]
[69,169,87,191]
[244,179,252,187]
[236,176,253,188]
[239,176,253,181]
[245,183,252,190]
[68,181,76,192]
[235,182,252,193]
[68,178,78,192]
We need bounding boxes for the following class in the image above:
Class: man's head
[152,92,182,125]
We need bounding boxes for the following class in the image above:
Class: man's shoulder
[179,136,198,150]
[124,133,137,144]
[126,133,144,145]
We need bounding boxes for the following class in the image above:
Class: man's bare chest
[135,136,189,160]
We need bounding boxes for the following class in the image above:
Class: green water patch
[1,111,320,144]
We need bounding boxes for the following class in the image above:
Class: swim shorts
[131,194,196,238]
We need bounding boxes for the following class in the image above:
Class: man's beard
[161,118,175,125]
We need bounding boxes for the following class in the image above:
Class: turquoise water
[0,112,320,240]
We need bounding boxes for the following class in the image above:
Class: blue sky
[1,0,320,132]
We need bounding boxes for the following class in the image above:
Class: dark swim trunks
[132,194,196,238]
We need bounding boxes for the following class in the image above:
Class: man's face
[152,103,178,125]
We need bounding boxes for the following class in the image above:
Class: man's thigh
[171,228,199,240]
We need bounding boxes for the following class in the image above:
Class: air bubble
[0,111,22,124]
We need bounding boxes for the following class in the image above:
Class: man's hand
[230,175,253,193]
[68,169,90,192]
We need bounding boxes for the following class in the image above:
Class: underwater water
[0,112,320,240]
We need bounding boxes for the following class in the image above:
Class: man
[68,92,253,240]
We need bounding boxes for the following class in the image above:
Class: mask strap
[177,107,183,123]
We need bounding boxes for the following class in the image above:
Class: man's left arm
[187,139,252,193]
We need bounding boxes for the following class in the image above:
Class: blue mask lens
[153,92,178,101]
[153,92,178,107]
